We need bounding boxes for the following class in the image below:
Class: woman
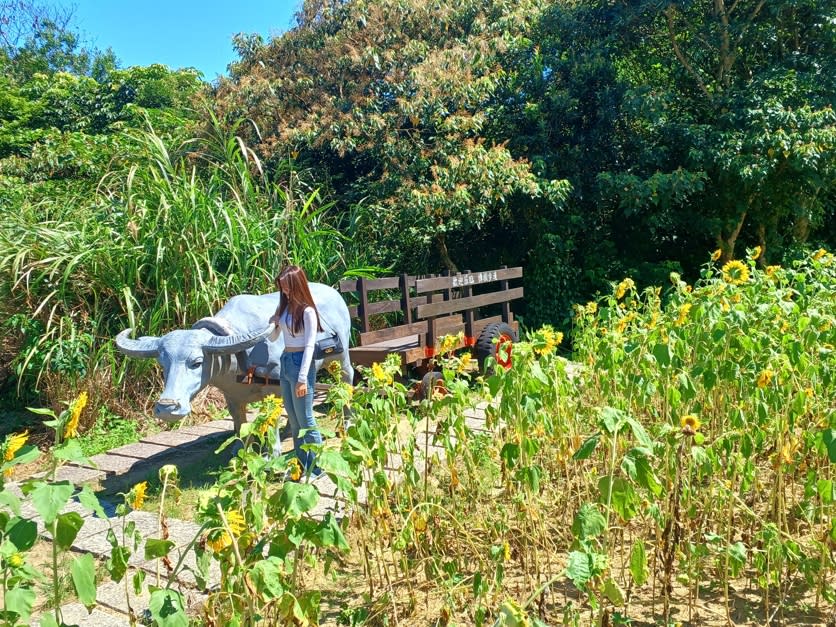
[268,265,323,477]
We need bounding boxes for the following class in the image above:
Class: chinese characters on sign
[450,270,499,288]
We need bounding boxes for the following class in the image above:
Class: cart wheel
[418,371,447,400]
[475,322,517,371]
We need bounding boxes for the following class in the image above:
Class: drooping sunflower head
[130,481,148,510]
[64,391,88,439]
[3,430,29,463]
[615,278,635,300]
[674,303,692,327]
[721,260,750,286]
[226,510,246,537]
[711,249,722,262]
[756,369,774,389]
[206,531,232,553]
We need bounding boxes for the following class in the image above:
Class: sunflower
[130,481,148,510]
[721,260,750,286]
[757,369,773,389]
[674,303,692,327]
[207,531,232,553]
[64,391,88,439]
[287,457,303,482]
[371,362,393,385]
[749,246,762,260]
[226,510,246,537]
[535,325,563,356]
[3,430,29,478]
[457,352,473,373]
[615,278,635,300]
[586,301,598,315]
[680,414,701,435]
[813,248,828,260]
[3,431,29,462]
[326,360,342,377]
[765,265,781,277]
[258,394,283,436]
[711,249,722,262]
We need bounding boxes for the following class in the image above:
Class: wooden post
[462,269,475,340]
[401,273,412,325]
[358,277,370,335]
[499,265,511,324]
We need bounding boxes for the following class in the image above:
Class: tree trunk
[755,223,766,268]
[436,234,459,274]
[716,211,746,264]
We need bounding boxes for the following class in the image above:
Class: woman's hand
[269,313,280,326]
[295,382,307,398]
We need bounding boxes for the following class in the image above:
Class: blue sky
[59,1,301,80]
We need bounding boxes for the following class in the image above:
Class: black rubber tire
[417,371,446,400]
[475,322,517,371]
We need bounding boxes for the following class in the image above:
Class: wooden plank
[415,267,523,294]
[358,323,427,347]
[415,287,524,319]
[366,299,403,316]
[349,348,406,369]
[340,276,412,292]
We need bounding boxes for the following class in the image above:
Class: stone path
[18,389,492,626]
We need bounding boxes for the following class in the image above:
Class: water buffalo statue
[114,283,354,433]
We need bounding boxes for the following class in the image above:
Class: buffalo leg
[225,396,249,434]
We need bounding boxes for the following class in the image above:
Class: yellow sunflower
[721,260,750,286]
[680,414,701,435]
[711,249,722,262]
[131,481,148,510]
[226,510,246,537]
[615,278,635,300]
[3,431,29,462]
[64,391,88,439]
[3,430,29,478]
[258,394,283,436]
[749,246,762,260]
[674,303,692,327]
[287,457,303,482]
[757,369,773,389]
[207,531,232,553]
[371,362,393,386]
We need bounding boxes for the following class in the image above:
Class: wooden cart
[339,266,524,379]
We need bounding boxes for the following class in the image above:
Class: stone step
[33,604,132,627]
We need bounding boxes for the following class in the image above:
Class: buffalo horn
[201,324,275,355]
[114,329,161,358]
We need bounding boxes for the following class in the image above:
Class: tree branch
[665,5,712,100]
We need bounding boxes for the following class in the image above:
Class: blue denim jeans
[276,351,321,472]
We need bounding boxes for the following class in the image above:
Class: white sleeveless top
[270,306,317,383]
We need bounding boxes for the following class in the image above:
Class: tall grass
[0,118,366,400]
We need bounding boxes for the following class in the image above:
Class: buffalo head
[115,318,274,422]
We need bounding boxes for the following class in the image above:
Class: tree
[215,0,570,273]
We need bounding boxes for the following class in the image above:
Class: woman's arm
[297,306,318,384]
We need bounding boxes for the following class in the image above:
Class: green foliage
[77,408,141,457]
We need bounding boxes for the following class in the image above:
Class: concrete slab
[84,453,144,475]
[140,431,205,448]
[107,442,172,460]
[96,576,207,619]
[33,603,130,627]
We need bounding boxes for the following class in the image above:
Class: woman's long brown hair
[275,265,323,335]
